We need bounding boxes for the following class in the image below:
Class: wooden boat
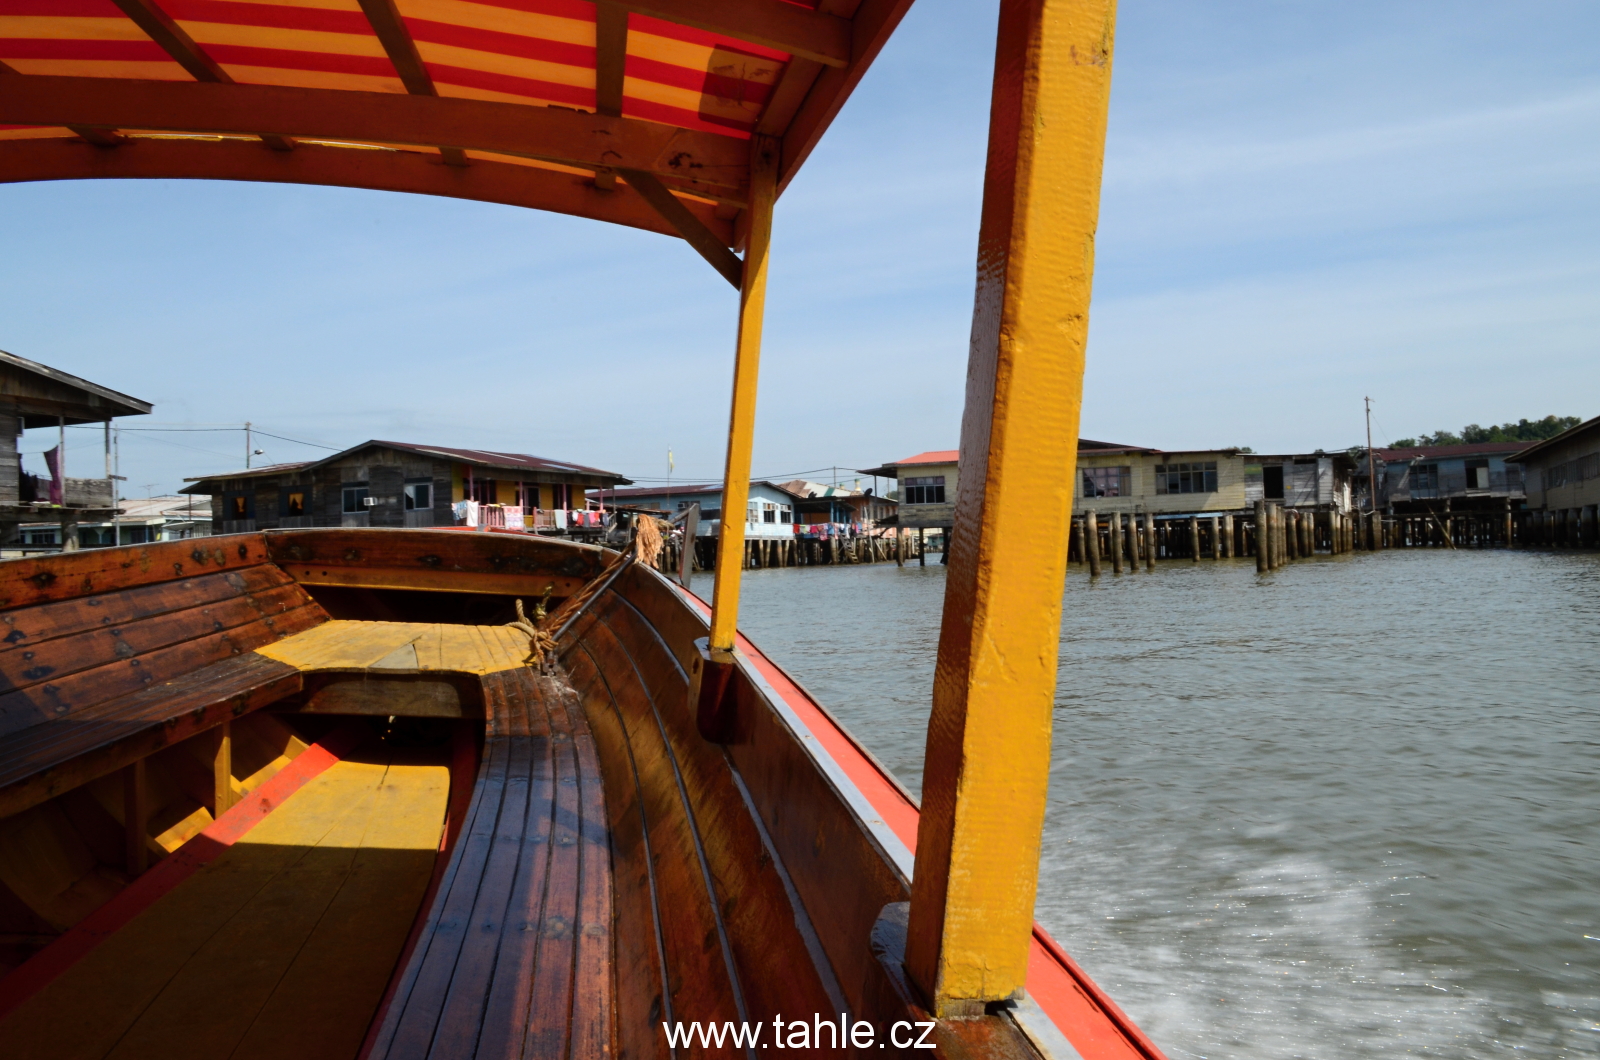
[0,0,1163,1056]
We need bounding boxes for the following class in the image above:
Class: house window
[1413,463,1439,491]
[228,493,253,519]
[780,506,792,523]
[1154,462,1217,495]
[284,491,305,516]
[469,478,497,505]
[1464,459,1490,490]
[404,482,431,510]
[700,508,722,521]
[342,485,371,513]
[903,476,946,504]
[1080,467,1129,498]
[1545,463,1567,490]
[549,483,571,509]
[762,503,777,524]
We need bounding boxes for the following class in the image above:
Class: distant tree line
[1392,415,1580,448]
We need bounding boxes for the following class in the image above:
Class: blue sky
[3,0,1597,493]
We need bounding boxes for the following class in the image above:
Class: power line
[63,422,340,451]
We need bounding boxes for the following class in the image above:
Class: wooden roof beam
[355,0,466,167]
[591,0,628,189]
[0,61,124,146]
[0,76,750,198]
[594,1,629,118]
[617,168,741,286]
[0,136,736,247]
[617,0,850,68]
[108,0,294,151]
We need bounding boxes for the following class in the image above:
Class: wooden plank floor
[0,746,449,1060]
[365,669,613,1060]
[255,621,531,676]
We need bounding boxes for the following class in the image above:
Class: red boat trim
[0,720,373,1020]
[675,586,1168,1060]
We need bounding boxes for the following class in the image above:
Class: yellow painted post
[905,0,1117,1017]
[707,135,778,652]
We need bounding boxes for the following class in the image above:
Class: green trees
[1392,415,1581,448]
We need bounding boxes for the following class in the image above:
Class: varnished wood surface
[0,549,327,819]
[0,742,449,1060]
[0,653,305,820]
[265,529,608,593]
[368,668,613,1060]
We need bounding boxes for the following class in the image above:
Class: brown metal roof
[181,440,629,490]
[366,441,628,482]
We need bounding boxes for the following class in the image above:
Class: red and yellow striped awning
[0,0,913,278]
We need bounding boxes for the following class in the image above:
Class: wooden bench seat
[0,555,328,819]
[0,653,305,818]
[366,667,613,1060]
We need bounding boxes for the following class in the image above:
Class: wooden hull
[0,530,1162,1059]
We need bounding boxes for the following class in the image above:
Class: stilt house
[182,441,629,534]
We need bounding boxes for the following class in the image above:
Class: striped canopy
[0,0,911,278]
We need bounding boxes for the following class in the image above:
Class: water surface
[692,549,1600,1059]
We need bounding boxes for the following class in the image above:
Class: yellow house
[857,450,959,529]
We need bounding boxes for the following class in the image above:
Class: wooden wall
[0,411,18,506]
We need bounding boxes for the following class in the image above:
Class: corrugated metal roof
[1375,441,1537,461]
[603,480,802,500]
[0,347,152,422]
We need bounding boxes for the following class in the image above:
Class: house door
[1263,464,1285,500]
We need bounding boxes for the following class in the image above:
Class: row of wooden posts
[641,504,1598,582]
[1519,505,1600,549]
[1070,502,1413,576]
[649,527,939,575]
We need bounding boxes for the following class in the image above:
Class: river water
[689,548,1599,1059]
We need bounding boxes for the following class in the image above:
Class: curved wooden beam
[0,76,750,199]
[0,136,735,246]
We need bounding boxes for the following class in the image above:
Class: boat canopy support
[707,135,779,649]
[905,0,1117,1018]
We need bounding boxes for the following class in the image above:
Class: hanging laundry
[452,500,480,527]
[42,446,63,506]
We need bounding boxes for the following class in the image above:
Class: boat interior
[0,529,1156,1058]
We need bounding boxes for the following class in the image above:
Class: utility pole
[1365,397,1377,513]
[245,421,252,469]
[112,425,123,545]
